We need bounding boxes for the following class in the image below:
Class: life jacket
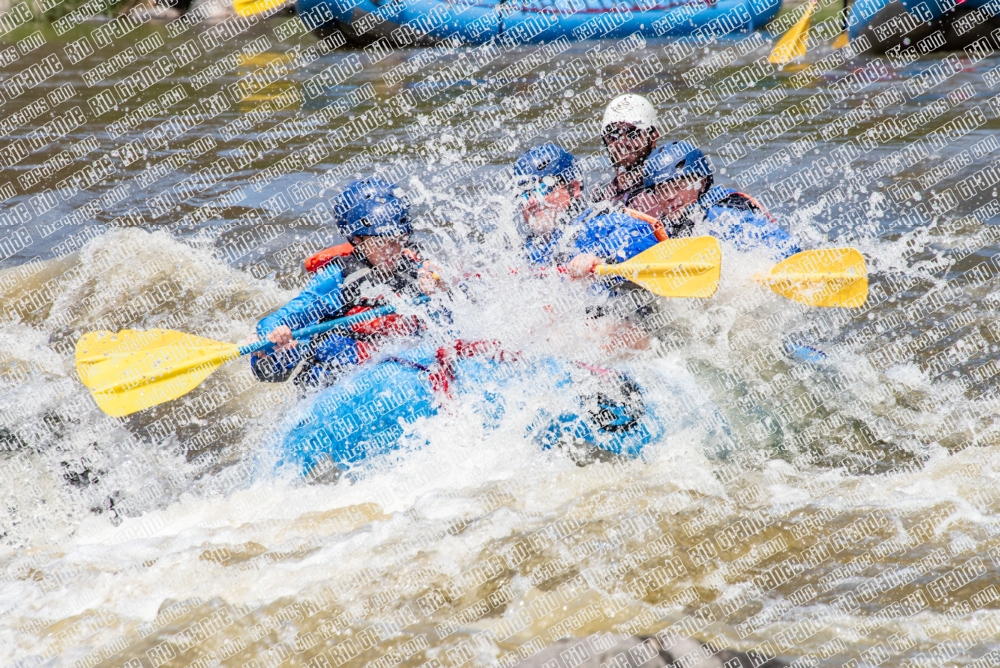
[699,187,777,224]
[305,242,355,274]
[622,207,669,242]
[303,242,422,344]
[621,189,775,242]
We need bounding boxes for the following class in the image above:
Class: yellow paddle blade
[233,0,285,16]
[594,236,721,298]
[75,330,242,417]
[769,2,815,65]
[763,248,868,307]
[832,31,849,49]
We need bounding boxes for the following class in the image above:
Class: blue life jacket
[274,345,664,477]
[524,209,659,267]
[694,187,801,260]
[251,246,426,386]
[573,210,660,263]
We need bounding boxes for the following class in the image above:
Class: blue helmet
[643,141,714,191]
[513,143,580,190]
[332,178,411,237]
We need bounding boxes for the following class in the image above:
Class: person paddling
[628,141,802,261]
[513,143,661,275]
[592,93,662,207]
[249,177,445,386]
[512,143,665,351]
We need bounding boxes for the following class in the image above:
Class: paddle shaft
[238,305,397,356]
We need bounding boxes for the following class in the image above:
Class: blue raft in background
[848,0,1000,52]
[274,345,667,477]
[296,0,782,46]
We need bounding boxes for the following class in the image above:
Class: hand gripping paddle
[593,236,722,299]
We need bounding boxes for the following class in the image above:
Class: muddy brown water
[1,10,1000,668]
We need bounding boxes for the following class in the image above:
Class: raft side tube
[275,351,669,477]
[296,0,781,45]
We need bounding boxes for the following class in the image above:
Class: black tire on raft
[309,16,382,46]
[859,1,1000,53]
[937,6,1000,50]
[156,0,193,14]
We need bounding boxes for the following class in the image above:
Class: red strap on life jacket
[733,191,777,224]
[624,207,669,242]
[333,304,421,366]
[305,242,354,273]
[428,339,519,398]
[343,304,420,339]
[355,340,376,364]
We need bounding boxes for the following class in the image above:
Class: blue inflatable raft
[847,0,999,52]
[297,0,781,46]
[273,342,667,477]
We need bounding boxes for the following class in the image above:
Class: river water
[2,10,1000,668]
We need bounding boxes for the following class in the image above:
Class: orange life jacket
[304,242,354,274]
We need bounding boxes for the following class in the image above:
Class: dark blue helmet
[332,178,411,237]
[643,141,714,191]
[513,143,580,190]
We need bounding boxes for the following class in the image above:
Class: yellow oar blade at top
[769,2,815,65]
[762,248,868,308]
[595,236,722,299]
[832,32,849,49]
[233,0,286,16]
[76,329,242,417]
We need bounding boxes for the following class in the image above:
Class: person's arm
[249,266,347,381]
[749,213,801,260]
[566,214,659,278]
[257,266,346,337]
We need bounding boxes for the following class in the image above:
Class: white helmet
[602,94,659,133]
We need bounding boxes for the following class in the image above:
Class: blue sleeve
[256,265,346,337]
[250,265,347,380]
[573,213,658,263]
[258,334,365,386]
[705,208,801,260]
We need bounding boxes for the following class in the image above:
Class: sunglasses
[519,176,561,203]
[602,126,644,144]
